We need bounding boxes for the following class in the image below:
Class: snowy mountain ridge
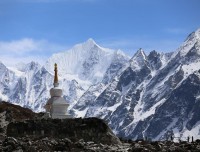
[45,38,129,88]
[0,38,129,112]
[72,28,200,141]
[1,28,200,141]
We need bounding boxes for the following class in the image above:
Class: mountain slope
[72,28,200,141]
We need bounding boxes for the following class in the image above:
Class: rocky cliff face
[7,118,121,145]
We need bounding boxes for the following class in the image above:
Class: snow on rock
[72,28,200,141]
[130,48,147,70]
[173,28,200,57]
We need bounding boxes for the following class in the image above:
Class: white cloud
[0,38,43,55]
[0,38,67,66]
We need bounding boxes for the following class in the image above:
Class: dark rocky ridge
[0,101,120,145]
[0,101,36,121]
[7,118,121,145]
[2,101,200,151]
[0,101,39,140]
[0,101,124,151]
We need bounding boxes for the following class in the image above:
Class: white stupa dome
[44,63,71,119]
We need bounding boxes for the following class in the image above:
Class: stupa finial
[54,63,59,87]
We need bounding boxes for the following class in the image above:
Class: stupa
[44,63,71,119]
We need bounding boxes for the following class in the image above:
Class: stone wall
[7,117,121,145]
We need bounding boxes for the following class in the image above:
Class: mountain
[0,39,129,112]
[45,38,128,85]
[1,28,200,141]
[72,28,200,141]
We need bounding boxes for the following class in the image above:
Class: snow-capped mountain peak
[130,48,147,70]
[174,28,200,57]
[73,38,99,52]
[44,39,128,86]
[85,38,97,46]
[24,61,41,72]
[184,28,200,43]
[131,48,146,60]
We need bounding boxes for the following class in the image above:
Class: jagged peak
[131,48,147,61]
[0,61,6,67]
[172,27,200,58]
[24,61,41,71]
[86,38,97,45]
[129,48,148,70]
[148,50,160,58]
[27,61,40,66]
[0,61,7,72]
[149,50,159,55]
[72,38,100,52]
[14,61,41,72]
[185,28,200,43]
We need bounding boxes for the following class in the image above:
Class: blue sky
[0,0,200,66]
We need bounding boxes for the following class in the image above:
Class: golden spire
[54,63,58,85]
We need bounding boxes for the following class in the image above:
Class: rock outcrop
[7,118,121,145]
[0,101,38,140]
[0,101,123,151]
